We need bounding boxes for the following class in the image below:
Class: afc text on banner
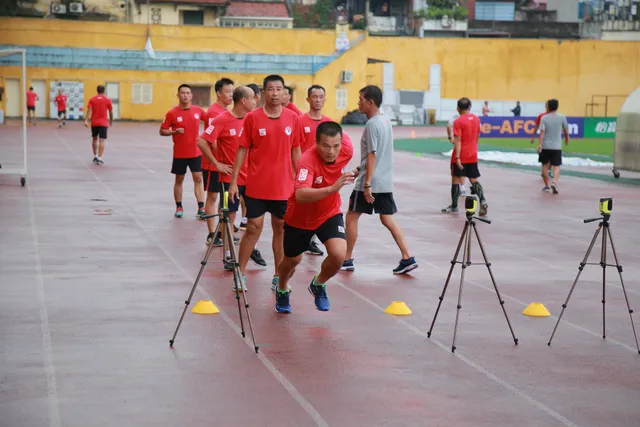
[583,117,616,138]
[479,117,584,138]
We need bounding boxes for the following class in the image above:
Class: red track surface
[2,121,640,427]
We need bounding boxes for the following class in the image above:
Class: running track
[1,121,639,427]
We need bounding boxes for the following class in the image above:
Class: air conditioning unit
[117,0,127,10]
[69,2,84,13]
[340,70,353,83]
[52,4,67,14]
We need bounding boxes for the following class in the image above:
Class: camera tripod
[548,212,640,353]
[169,194,259,353]
[428,198,519,353]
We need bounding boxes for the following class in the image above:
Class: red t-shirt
[87,95,113,127]
[161,105,206,159]
[55,95,67,111]
[203,103,226,171]
[284,133,354,230]
[297,113,332,154]
[26,91,37,107]
[285,102,303,116]
[200,110,248,185]
[452,113,481,164]
[239,107,300,200]
[535,112,547,127]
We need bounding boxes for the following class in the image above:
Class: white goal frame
[0,48,27,187]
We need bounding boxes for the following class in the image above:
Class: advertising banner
[583,117,617,138]
[479,116,584,138]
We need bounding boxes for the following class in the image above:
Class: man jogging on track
[84,85,113,165]
[275,121,355,313]
[537,98,569,194]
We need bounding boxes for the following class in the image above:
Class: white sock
[225,250,231,258]
[242,217,247,223]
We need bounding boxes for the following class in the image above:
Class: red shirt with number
[87,95,113,127]
[26,91,37,107]
[286,102,303,116]
[161,105,206,159]
[203,103,226,171]
[285,133,353,230]
[239,107,300,200]
[297,113,332,153]
[200,110,248,185]
[452,113,480,164]
[55,95,67,112]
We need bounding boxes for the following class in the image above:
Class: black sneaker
[393,257,419,275]
[251,248,267,266]
[223,257,234,271]
[206,232,215,245]
[306,240,324,256]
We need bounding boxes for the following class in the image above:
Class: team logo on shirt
[177,117,183,123]
[229,129,237,136]
[194,113,200,120]
[298,169,308,181]
[285,126,292,136]
[259,128,266,136]
[304,126,311,133]
[205,125,214,135]
[315,176,323,184]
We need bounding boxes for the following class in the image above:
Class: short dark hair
[359,85,383,108]
[232,86,251,104]
[316,121,343,142]
[215,78,234,93]
[284,86,293,94]
[247,83,261,97]
[263,74,285,90]
[547,99,559,111]
[29,86,33,91]
[457,97,471,111]
[177,84,191,92]
[97,85,105,94]
[307,85,325,97]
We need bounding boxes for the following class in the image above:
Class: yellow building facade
[1,17,639,122]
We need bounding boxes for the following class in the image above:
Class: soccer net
[0,48,28,187]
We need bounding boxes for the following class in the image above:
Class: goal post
[0,48,28,187]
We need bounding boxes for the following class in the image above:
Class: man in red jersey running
[54,89,67,128]
[441,97,488,216]
[26,86,39,125]
[283,86,303,116]
[274,121,355,313]
[160,84,207,218]
[84,85,113,165]
[202,78,234,243]
[228,74,301,292]
[198,86,257,276]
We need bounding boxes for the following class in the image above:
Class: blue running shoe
[275,289,291,313]
[393,257,419,275]
[340,259,354,271]
[308,278,330,311]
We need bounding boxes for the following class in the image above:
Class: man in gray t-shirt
[342,85,418,275]
[537,98,569,194]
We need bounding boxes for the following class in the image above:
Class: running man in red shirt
[228,74,301,291]
[283,86,303,116]
[275,121,355,313]
[202,78,234,242]
[197,86,256,272]
[160,84,206,218]
[83,85,113,165]
[26,87,39,125]
[54,89,67,128]
[441,97,488,216]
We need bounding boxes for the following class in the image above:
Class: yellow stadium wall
[1,17,639,121]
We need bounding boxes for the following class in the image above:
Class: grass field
[395,137,614,159]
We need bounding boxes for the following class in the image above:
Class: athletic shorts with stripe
[202,169,219,193]
[284,214,346,258]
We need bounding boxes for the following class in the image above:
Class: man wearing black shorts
[275,122,355,313]
[441,97,488,216]
[160,84,207,218]
[84,85,113,165]
[342,85,418,275]
[228,75,301,291]
[537,99,569,194]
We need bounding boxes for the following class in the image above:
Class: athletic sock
[312,275,325,288]
[176,202,183,209]
[276,287,289,295]
[225,250,231,258]
[198,201,204,209]
[451,184,461,209]
[471,182,486,204]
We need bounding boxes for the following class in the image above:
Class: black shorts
[451,162,481,179]
[171,156,202,175]
[58,110,66,117]
[539,149,562,166]
[91,126,108,140]
[218,182,245,212]
[202,169,219,193]
[244,194,287,220]
[27,106,35,112]
[284,214,346,258]
[348,190,397,215]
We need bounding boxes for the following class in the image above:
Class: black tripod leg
[451,221,472,353]
[548,225,602,346]
[169,233,217,347]
[606,227,640,354]
[428,221,469,339]
[471,222,518,345]
[601,225,607,339]
[227,219,259,354]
